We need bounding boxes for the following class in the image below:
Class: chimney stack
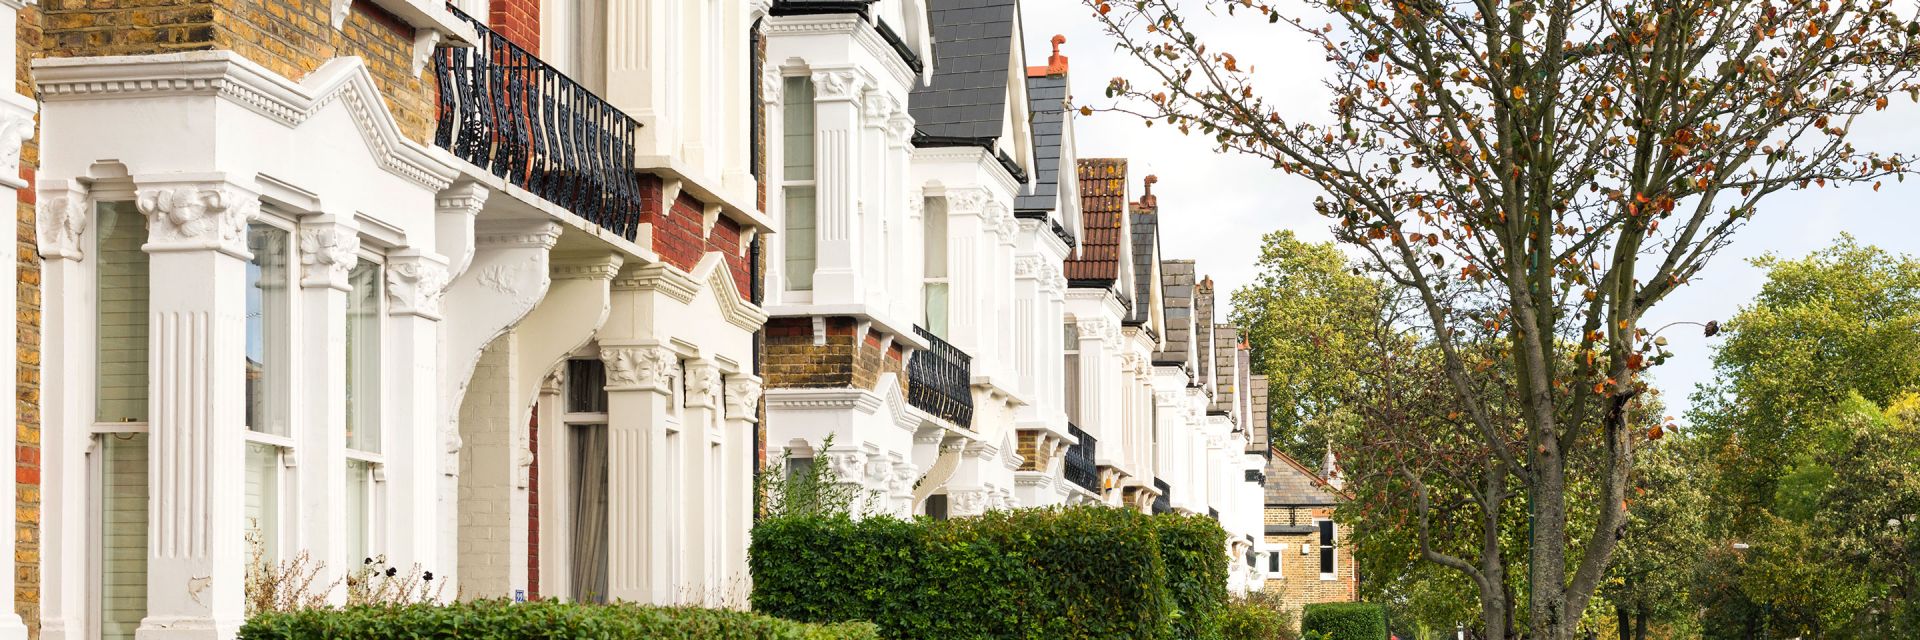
[1139,174,1158,208]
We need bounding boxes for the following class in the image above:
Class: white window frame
[87,194,151,640]
[243,213,299,560]
[781,73,818,298]
[922,195,949,337]
[345,250,388,563]
[1316,518,1337,581]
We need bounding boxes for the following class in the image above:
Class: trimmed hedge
[752,506,1228,639]
[1155,513,1230,639]
[236,599,879,639]
[1301,602,1387,640]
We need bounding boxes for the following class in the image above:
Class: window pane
[782,76,815,181]
[347,261,382,453]
[96,201,149,424]
[570,424,609,603]
[245,442,279,560]
[246,224,291,435]
[567,359,609,414]
[784,185,816,291]
[923,283,948,339]
[346,460,372,565]
[100,434,148,640]
[1319,521,1335,574]
[1064,352,1080,424]
[923,197,947,277]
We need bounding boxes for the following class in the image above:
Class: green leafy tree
[1081,0,1920,634]
[1230,230,1385,467]
[1599,435,1710,640]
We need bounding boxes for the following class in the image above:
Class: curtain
[571,424,609,602]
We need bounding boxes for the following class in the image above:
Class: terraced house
[0,0,1273,636]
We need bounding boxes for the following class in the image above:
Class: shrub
[1222,591,1298,640]
[1155,513,1230,639]
[237,599,878,640]
[1301,602,1387,640]
[751,506,1177,639]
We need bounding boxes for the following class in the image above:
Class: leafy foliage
[1229,230,1386,466]
[236,599,878,640]
[1301,602,1388,640]
[757,434,876,518]
[750,507,1235,639]
[1221,592,1299,640]
[1081,0,1920,631]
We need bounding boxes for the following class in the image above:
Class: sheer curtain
[571,425,609,602]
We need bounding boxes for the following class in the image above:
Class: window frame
[781,73,818,295]
[922,195,949,338]
[1317,518,1337,580]
[344,249,388,565]
[242,214,298,561]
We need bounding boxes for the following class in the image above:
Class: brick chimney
[1027,34,1070,77]
[1137,174,1158,209]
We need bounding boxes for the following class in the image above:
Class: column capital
[943,187,989,215]
[860,89,895,124]
[133,174,259,258]
[297,215,359,291]
[1077,318,1114,342]
[722,374,763,422]
[35,178,89,261]
[760,63,784,106]
[683,360,724,409]
[809,68,869,102]
[386,249,452,319]
[599,344,679,394]
[0,96,35,191]
[1014,256,1046,280]
[435,181,489,217]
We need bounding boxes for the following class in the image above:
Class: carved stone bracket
[1077,318,1113,343]
[35,179,89,261]
[386,250,451,319]
[297,219,359,290]
[810,69,866,102]
[599,344,679,394]
[0,106,35,191]
[821,449,869,484]
[723,375,763,422]
[945,187,988,215]
[134,179,259,257]
[683,360,723,409]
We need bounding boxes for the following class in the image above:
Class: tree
[1083,0,1920,636]
[1229,230,1385,467]
[1599,434,1710,640]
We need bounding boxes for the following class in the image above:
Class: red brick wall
[487,0,538,55]
[16,6,42,635]
[525,406,539,599]
[635,176,753,300]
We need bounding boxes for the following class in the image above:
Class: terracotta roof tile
[1066,158,1127,282]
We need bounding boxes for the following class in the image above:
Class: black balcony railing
[908,327,973,428]
[434,5,644,240]
[1064,423,1098,494]
[1153,478,1171,514]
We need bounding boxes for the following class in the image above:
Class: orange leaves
[1511,85,1528,100]
[1647,423,1665,440]
[1223,53,1239,72]
[1877,96,1891,110]
[1097,1,1111,14]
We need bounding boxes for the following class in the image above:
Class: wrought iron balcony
[1064,423,1098,494]
[908,326,973,428]
[1152,478,1171,515]
[433,5,644,240]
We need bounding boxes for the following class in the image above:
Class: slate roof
[1155,260,1197,368]
[1066,158,1127,283]
[908,0,1018,142]
[1265,448,1340,506]
[1015,73,1067,213]
[1126,205,1158,325]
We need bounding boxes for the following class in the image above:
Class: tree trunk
[1616,605,1632,640]
[1632,608,1648,640]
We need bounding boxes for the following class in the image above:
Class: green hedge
[236,599,879,639]
[753,506,1222,639]
[1301,602,1387,640]
[1155,513,1229,639]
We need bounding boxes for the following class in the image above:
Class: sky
[1018,0,1920,422]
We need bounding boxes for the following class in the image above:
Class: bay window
[345,259,384,564]
[922,196,948,338]
[244,222,293,560]
[94,200,148,640]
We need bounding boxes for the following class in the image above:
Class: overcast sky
[1019,0,1920,422]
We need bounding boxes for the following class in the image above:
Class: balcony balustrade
[908,326,973,428]
[1063,423,1098,494]
[433,4,644,240]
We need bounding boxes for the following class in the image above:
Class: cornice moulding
[765,14,915,90]
[33,52,460,191]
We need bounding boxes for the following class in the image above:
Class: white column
[885,112,913,319]
[944,189,987,353]
[680,360,724,603]
[293,215,355,598]
[600,343,677,604]
[34,180,86,640]
[385,249,451,575]
[1013,257,1041,402]
[133,177,258,639]
[720,374,762,602]
[808,69,867,302]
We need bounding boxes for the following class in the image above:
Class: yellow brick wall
[15,4,40,635]
[1260,506,1357,623]
[40,0,438,144]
